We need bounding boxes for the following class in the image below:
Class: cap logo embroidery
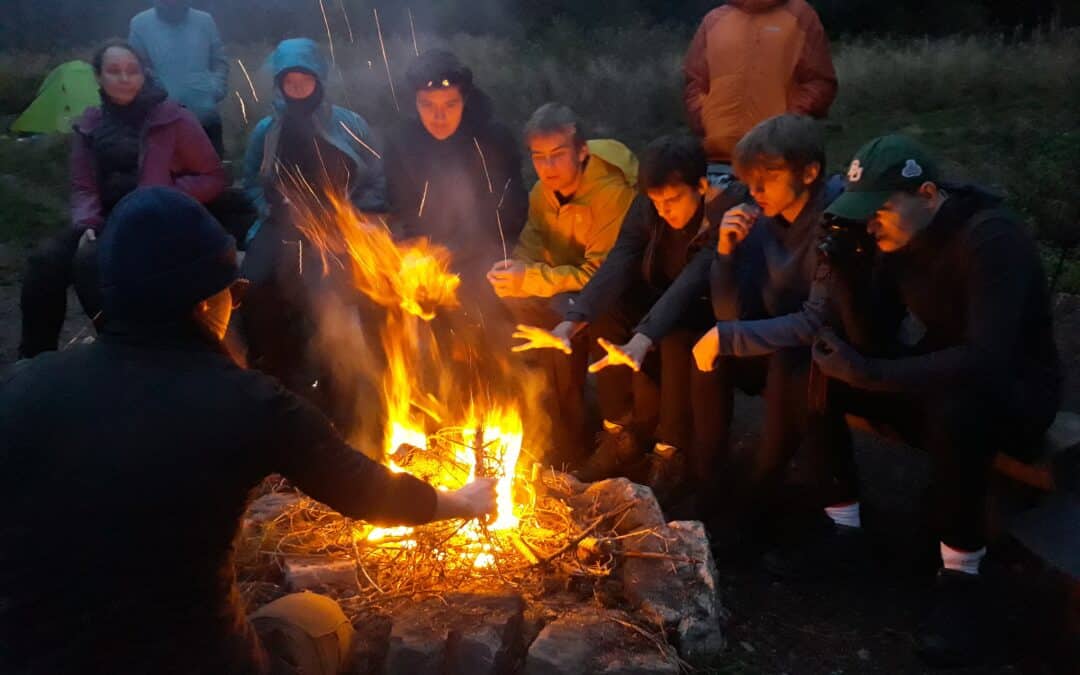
[847,159,864,183]
[902,159,923,179]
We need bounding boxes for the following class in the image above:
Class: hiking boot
[763,515,869,580]
[573,427,641,483]
[645,448,687,506]
[916,569,989,668]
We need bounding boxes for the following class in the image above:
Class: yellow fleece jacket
[511,139,639,298]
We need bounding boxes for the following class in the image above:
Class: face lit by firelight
[646,178,709,230]
[529,128,589,196]
[416,86,465,141]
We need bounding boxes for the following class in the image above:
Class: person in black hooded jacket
[767,135,1061,668]
[0,187,496,675]
[384,50,528,296]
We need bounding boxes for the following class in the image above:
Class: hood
[584,139,639,189]
[727,0,787,13]
[269,38,329,84]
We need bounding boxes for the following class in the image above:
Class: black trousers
[820,381,1054,551]
[203,119,225,158]
[707,347,829,514]
[19,229,103,358]
[589,294,723,469]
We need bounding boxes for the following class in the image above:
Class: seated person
[18,39,225,359]
[688,113,840,526]
[488,102,638,464]
[385,49,528,296]
[766,136,1060,667]
[512,135,747,501]
[239,38,387,422]
[0,187,496,675]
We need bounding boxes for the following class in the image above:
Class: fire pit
[235,194,728,673]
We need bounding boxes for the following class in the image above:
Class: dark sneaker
[763,515,869,580]
[916,569,989,668]
[645,450,687,506]
[573,427,641,483]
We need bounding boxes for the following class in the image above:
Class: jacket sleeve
[70,130,104,231]
[518,184,634,298]
[683,15,712,136]
[206,15,229,103]
[264,381,439,525]
[789,9,838,118]
[566,196,649,323]
[714,267,829,357]
[341,111,389,213]
[851,220,1031,394]
[172,110,227,204]
[634,244,715,342]
[243,119,272,221]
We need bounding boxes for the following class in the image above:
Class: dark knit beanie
[100,187,238,322]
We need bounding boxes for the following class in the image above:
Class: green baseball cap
[826,135,941,221]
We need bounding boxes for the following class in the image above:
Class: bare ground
[1,247,1077,674]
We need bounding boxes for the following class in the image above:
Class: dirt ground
[1,247,1077,674]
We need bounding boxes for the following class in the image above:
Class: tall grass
[1,25,1077,285]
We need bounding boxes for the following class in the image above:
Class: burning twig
[535,502,635,568]
[373,8,400,111]
[237,59,259,102]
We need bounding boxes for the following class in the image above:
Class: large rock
[621,520,726,666]
[384,593,525,675]
[347,613,392,675]
[245,492,302,525]
[570,478,666,534]
[524,607,678,675]
[283,556,357,593]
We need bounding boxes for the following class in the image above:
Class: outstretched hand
[588,335,651,373]
[487,259,527,297]
[511,324,572,355]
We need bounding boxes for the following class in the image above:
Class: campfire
[236,190,726,673]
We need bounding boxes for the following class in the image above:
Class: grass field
[1,24,1077,289]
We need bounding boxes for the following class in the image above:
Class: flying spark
[408,8,420,56]
[338,0,355,43]
[317,0,336,65]
[237,59,258,102]
[339,121,383,159]
[373,7,400,111]
[235,91,248,125]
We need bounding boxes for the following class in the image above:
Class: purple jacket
[71,100,226,230]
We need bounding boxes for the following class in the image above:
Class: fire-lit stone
[283,557,357,593]
[244,491,301,526]
[571,478,666,535]
[523,608,679,675]
[620,520,726,666]
[384,593,525,675]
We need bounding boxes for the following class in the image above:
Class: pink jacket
[71,100,226,230]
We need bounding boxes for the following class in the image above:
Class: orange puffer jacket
[683,0,838,162]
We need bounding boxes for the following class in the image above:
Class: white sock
[602,419,624,433]
[941,543,985,576]
[824,502,862,529]
[653,442,678,458]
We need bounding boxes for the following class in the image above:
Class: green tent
[11,60,100,134]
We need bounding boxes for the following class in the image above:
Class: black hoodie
[384,89,528,280]
[846,185,1061,422]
